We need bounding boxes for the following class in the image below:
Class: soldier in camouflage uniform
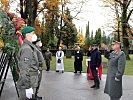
[44,48,52,71]
[33,38,45,99]
[17,26,41,100]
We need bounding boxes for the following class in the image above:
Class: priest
[74,46,83,74]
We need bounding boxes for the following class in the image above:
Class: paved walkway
[1,70,133,100]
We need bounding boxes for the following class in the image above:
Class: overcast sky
[67,0,133,36]
[10,0,133,36]
[66,0,115,36]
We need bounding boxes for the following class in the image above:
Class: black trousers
[74,61,82,72]
[91,68,100,87]
[110,97,120,100]
[46,60,50,70]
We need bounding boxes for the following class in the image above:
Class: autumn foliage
[34,19,45,36]
[76,31,85,47]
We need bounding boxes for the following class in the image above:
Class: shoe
[74,71,77,73]
[62,71,64,73]
[79,71,82,74]
[36,95,42,99]
[90,85,96,88]
[94,86,100,90]
[56,70,59,72]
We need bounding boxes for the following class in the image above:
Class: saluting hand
[101,43,107,49]
[89,46,92,51]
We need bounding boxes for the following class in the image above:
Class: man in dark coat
[88,43,101,89]
[74,46,83,74]
[101,40,126,100]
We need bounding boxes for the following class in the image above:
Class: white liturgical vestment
[56,51,64,71]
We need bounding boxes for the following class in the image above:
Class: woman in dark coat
[101,40,126,100]
[74,46,83,74]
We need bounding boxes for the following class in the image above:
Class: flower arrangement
[0,9,19,81]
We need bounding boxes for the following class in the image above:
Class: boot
[94,83,100,90]
[90,85,96,88]
[36,95,42,99]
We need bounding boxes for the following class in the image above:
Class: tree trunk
[20,0,38,26]
[57,31,61,49]
[122,0,130,60]
[123,38,130,60]
[20,0,23,18]
[57,0,64,49]
[117,21,120,42]
[27,0,36,26]
[20,0,28,20]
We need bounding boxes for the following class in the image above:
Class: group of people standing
[17,26,44,100]
[16,26,66,100]
[73,43,102,90]
[16,26,126,100]
[73,41,126,100]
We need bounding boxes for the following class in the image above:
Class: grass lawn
[45,55,133,75]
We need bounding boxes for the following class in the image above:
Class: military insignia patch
[24,57,30,63]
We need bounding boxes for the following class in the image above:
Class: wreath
[0,9,19,82]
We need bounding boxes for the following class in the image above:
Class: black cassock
[74,51,83,72]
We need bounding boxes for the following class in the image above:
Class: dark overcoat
[87,48,101,69]
[104,50,126,98]
[74,51,83,71]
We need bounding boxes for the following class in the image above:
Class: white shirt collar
[77,51,79,53]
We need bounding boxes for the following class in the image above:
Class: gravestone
[66,50,72,58]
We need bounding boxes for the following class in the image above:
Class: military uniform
[44,50,52,71]
[104,49,126,99]
[35,46,45,97]
[17,39,39,100]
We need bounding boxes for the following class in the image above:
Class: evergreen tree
[42,0,60,48]
[91,30,94,39]
[85,21,90,38]
[101,31,107,44]
[84,21,91,50]
[90,30,94,45]
[94,28,101,46]
[61,8,78,48]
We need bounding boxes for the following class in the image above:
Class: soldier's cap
[111,40,121,45]
[21,26,35,35]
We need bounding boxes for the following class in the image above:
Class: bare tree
[20,0,44,26]
[102,0,133,60]
[116,0,133,60]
